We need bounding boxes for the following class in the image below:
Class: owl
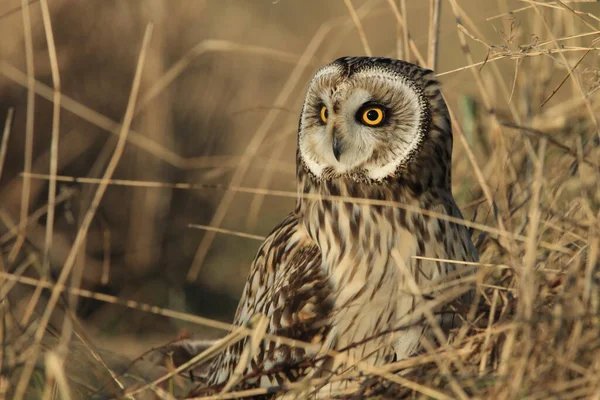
[189,57,478,398]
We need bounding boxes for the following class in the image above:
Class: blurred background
[0,0,599,398]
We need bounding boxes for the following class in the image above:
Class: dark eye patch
[355,102,389,127]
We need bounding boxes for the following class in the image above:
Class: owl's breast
[301,193,471,365]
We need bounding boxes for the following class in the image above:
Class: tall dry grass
[0,0,599,399]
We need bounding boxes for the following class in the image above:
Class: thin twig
[540,47,591,107]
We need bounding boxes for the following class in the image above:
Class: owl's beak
[332,127,343,161]
[332,136,343,161]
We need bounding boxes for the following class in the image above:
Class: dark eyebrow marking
[333,100,341,114]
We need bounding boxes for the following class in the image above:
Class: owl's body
[195,57,477,398]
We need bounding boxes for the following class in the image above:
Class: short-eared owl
[190,57,477,398]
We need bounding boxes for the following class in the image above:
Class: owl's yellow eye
[320,105,328,124]
[361,107,385,126]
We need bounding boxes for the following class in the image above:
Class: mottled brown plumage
[189,57,477,399]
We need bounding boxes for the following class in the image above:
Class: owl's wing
[427,200,478,337]
[207,213,331,390]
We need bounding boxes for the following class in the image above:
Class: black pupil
[323,108,328,119]
[366,109,379,121]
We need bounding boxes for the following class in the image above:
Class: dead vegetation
[0,0,599,399]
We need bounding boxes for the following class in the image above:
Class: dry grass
[0,0,599,399]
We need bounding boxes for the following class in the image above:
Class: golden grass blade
[428,0,442,70]
[188,224,266,241]
[8,0,36,265]
[521,138,547,320]
[400,0,410,61]
[44,352,72,400]
[479,288,499,374]
[39,0,61,289]
[343,0,373,56]
[0,108,14,182]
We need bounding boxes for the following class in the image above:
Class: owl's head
[298,57,452,189]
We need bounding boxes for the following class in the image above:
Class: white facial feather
[299,65,425,182]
